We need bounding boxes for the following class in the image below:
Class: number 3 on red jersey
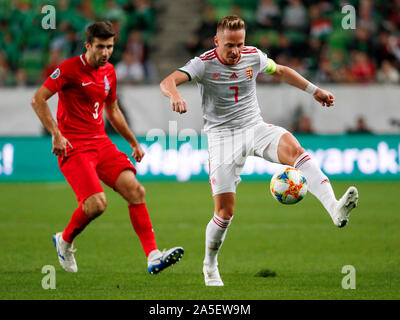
[93,102,99,119]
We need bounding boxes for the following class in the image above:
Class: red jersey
[43,54,117,145]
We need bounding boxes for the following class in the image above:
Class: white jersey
[179,46,270,132]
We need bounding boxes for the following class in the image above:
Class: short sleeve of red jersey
[43,61,69,93]
[105,70,117,104]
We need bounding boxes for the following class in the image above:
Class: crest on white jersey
[246,67,253,80]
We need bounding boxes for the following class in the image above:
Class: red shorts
[58,138,136,204]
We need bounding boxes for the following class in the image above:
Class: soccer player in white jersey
[160,15,359,286]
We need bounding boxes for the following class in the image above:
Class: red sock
[62,205,91,243]
[128,203,157,257]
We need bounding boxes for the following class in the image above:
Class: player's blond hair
[217,15,245,34]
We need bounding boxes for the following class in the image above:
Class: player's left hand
[131,143,145,162]
[313,88,335,107]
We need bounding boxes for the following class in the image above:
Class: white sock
[294,152,337,217]
[204,213,232,268]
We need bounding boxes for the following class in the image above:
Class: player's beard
[98,58,108,67]
[96,55,109,67]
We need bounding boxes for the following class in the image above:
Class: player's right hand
[52,134,73,157]
[313,88,335,107]
[170,95,187,114]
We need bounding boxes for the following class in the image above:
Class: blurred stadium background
[0,0,399,300]
[0,0,399,182]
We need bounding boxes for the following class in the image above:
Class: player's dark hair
[86,21,115,44]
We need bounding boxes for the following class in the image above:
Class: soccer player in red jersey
[30,21,184,274]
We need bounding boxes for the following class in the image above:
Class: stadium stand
[0,0,399,86]
[187,0,400,84]
[0,0,158,86]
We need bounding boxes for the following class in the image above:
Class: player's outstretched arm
[31,86,73,157]
[104,100,144,162]
[272,64,335,107]
[160,71,189,114]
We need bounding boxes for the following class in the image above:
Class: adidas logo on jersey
[229,72,238,79]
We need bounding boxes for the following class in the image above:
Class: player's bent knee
[285,140,306,166]
[96,197,107,214]
[137,185,146,201]
[83,193,107,218]
[278,133,306,166]
[89,202,107,218]
[137,184,146,198]
[216,208,234,220]
[127,183,145,204]
[292,146,306,160]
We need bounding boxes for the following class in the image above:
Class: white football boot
[52,232,78,272]
[332,186,359,228]
[147,247,184,274]
[203,263,224,286]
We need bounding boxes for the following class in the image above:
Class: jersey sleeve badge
[50,68,60,79]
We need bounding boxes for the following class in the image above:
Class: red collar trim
[214,48,241,65]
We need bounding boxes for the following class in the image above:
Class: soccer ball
[270,167,308,204]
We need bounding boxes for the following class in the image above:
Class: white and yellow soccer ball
[270,167,308,204]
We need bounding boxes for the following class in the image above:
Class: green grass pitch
[0,181,399,300]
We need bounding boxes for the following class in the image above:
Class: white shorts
[207,122,288,195]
